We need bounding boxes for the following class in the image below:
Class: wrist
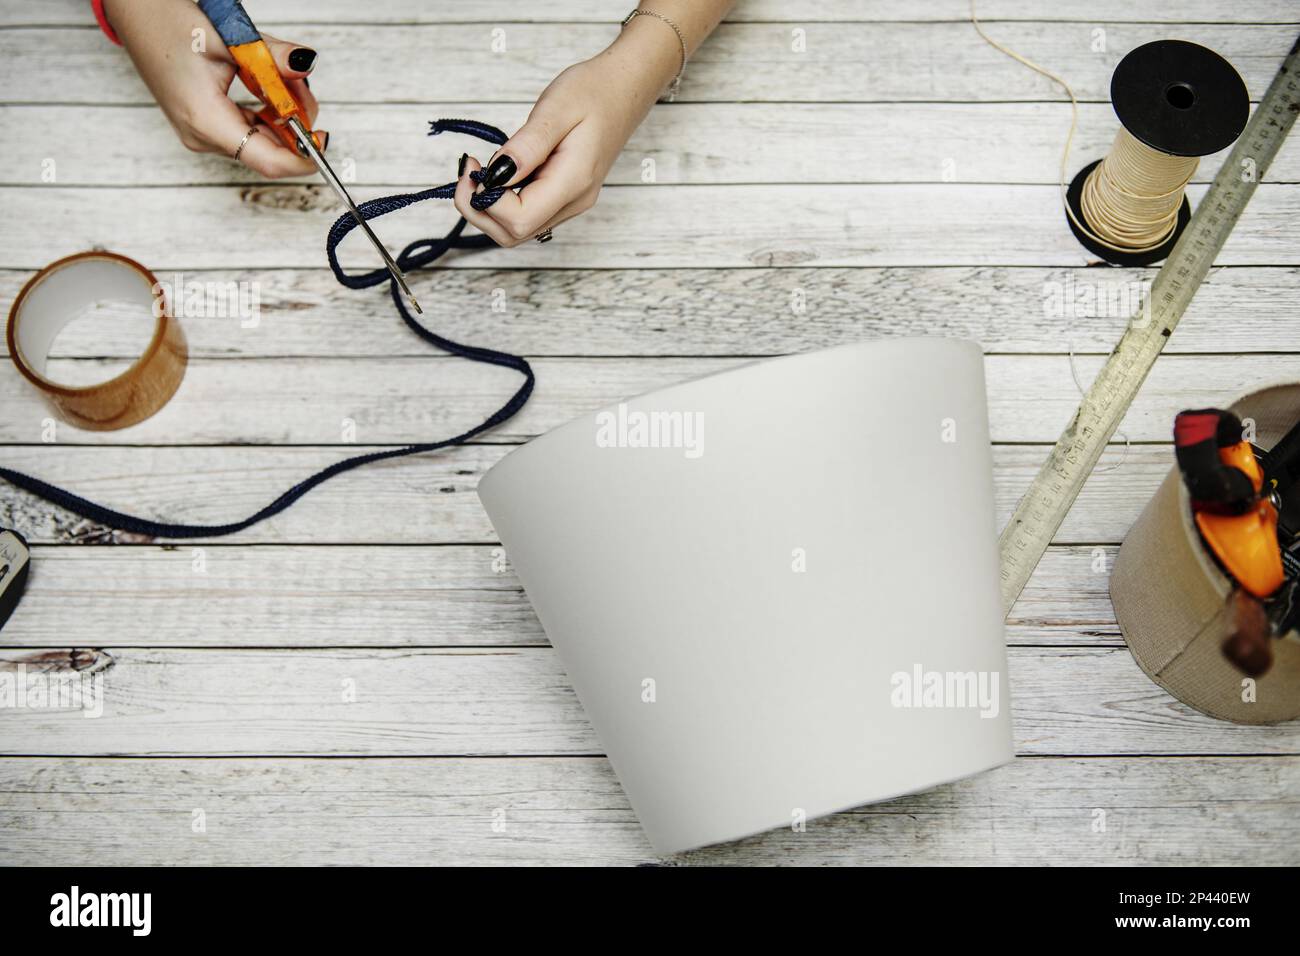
[609,13,684,98]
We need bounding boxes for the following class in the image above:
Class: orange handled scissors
[197,0,422,313]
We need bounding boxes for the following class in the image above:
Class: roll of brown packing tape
[1112,383,1300,724]
[6,251,187,431]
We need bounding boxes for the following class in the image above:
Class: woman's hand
[104,0,322,178]
[453,15,686,246]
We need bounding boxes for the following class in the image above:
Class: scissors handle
[197,0,325,154]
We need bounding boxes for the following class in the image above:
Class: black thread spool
[1065,39,1249,266]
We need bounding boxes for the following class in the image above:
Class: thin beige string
[970,0,1131,467]
[969,0,1198,254]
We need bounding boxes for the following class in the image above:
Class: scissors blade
[287,117,423,315]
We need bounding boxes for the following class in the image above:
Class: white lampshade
[479,339,1013,853]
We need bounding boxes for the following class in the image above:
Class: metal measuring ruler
[998,35,1300,617]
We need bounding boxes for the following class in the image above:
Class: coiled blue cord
[0,120,534,539]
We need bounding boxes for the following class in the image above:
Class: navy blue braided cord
[0,120,533,539]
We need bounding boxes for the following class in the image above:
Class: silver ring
[535,229,553,244]
[233,125,259,162]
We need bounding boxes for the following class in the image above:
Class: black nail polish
[303,76,311,89]
[482,155,517,189]
[288,48,317,72]
[458,153,468,178]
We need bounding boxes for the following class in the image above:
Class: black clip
[0,529,31,631]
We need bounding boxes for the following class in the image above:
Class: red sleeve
[91,0,122,45]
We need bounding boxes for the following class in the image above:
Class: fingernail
[482,154,517,189]
[458,153,468,178]
[303,76,311,89]
[288,48,317,72]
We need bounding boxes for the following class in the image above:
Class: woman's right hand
[104,0,324,178]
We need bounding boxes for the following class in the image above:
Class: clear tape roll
[6,251,187,431]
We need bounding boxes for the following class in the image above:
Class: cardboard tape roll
[1112,383,1300,724]
[6,251,187,431]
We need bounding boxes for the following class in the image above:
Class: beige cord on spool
[969,1,1199,255]
[1081,129,1198,251]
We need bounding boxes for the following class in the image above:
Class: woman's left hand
[453,24,680,246]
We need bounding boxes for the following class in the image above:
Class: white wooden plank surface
[6,182,1298,271]
[0,444,1200,546]
[1,2,1297,867]
[7,103,1298,186]
[3,355,1296,446]
[1,756,1295,866]
[6,266,1297,358]
[1,645,1295,756]
[0,544,1119,648]
[6,23,1296,105]
[8,0,1299,26]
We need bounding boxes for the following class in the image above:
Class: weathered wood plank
[8,0,1298,26]
[0,646,1295,755]
[4,0,1291,873]
[5,182,1296,271]
[2,355,1295,446]
[7,103,1297,186]
[0,544,1118,648]
[6,265,1295,359]
[0,443,1177,546]
[5,24,1295,105]
[0,755,1295,865]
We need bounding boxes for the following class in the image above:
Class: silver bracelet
[621,8,687,102]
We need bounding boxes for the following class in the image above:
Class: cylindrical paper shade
[479,339,1014,853]
[1112,383,1300,724]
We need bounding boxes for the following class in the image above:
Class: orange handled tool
[197,0,421,313]
[227,33,325,155]
[1174,408,1284,599]
[198,0,321,153]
